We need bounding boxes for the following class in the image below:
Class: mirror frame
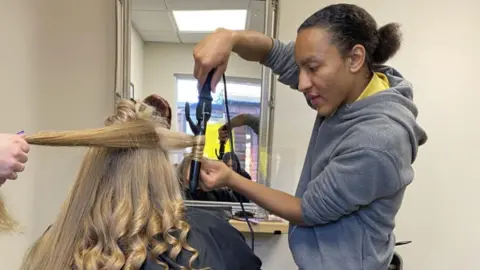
[121,0,279,216]
[258,0,278,189]
[254,0,279,217]
[115,0,133,102]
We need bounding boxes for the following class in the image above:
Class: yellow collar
[355,72,390,102]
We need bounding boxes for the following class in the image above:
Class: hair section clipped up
[143,94,173,129]
[21,99,206,270]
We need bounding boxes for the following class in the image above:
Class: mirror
[127,0,276,209]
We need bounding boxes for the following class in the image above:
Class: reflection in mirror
[129,0,271,205]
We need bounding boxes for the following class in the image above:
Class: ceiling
[132,0,266,44]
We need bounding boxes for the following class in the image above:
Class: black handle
[189,69,216,193]
[189,159,202,191]
[198,70,215,102]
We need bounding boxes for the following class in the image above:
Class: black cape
[141,207,262,270]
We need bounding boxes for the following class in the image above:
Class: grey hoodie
[263,40,427,270]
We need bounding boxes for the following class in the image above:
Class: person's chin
[316,106,334,117]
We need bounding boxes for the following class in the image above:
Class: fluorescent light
[172,10,247,32]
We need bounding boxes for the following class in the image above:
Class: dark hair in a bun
[298,4,403,69]
[372,23,402,64]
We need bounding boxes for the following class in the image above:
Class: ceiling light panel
[172,9,248,32]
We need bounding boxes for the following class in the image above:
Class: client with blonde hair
[20,99,261,270]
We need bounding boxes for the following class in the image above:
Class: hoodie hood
[336,65,428,161]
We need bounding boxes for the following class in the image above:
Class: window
[175,75,261,181]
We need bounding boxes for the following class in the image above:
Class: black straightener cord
[221,74,255,252]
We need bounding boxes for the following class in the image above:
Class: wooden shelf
[229,219,289,234]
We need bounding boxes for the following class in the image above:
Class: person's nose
[298,69,313,93]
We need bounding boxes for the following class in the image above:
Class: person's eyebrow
[298,56,319,66]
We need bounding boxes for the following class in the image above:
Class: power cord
[221,74,255,252]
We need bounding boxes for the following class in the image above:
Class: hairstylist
[0,133,29,187]
[194,4,427,270]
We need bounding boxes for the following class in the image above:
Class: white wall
[269,0,480,269]
[130,26,144,99]
[143,42,262,131]
[0,1,115,269]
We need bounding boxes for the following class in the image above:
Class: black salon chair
[388,252,403,270]
[388,241,411,270]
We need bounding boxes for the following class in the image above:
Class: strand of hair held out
[23,119,205,152]
[24,120,160,148]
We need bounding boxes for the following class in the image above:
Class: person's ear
[347,44,366,73]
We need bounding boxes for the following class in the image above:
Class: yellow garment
[203,122,233,159]
[258,146,268,181]
[355,72,390,101]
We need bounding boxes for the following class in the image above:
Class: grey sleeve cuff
[262,39,299,90]
[242,114,260,135]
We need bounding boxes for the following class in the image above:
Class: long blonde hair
[21,99,205,270]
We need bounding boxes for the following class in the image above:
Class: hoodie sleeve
[262,39,299,89]
[301,148,401,226]
[242,114,260,135]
